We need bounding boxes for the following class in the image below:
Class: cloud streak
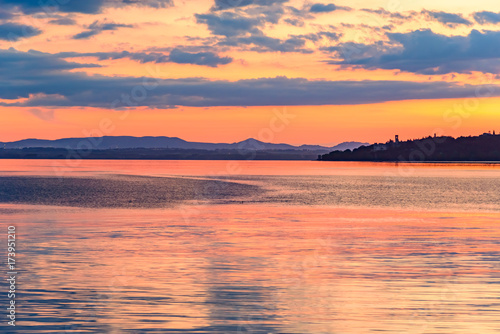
[0,22,41,41]
[422,10,472,27]
[168,48,233,67]
[195,12,262,37]
[309,3,337,13]
[211,0,288,11]
[195,7,317,53]
[1,49,499,108]
[72,20,133,39]
[0,0,173,14]
[58,49,233,67]
[474,11,500,24]
[328,29,500,74]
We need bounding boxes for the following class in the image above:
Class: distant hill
[320,133,500,162]
[0,136,368,160]
[1,136,367,152]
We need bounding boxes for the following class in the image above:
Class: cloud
[293,31,341,43]
[474,11,500,24]
[0,8,14,19]
[196,1,327,53]
[360,8,411,20]
[0,0,173,14]
[321,41,387,63]
[131,0,174,9]
[360,8,391,16]
[48,17,77,25]
[241,2,285,24]
[72,30,100,39]
[0,48,99,78]
[195,12,262,37]
[0,0,105,14]
[196,9,314,53]
[211,0,288,11]
[327,29,500,74]
[58,49,233,67]
[168,48,232,67]
[198,1,305,36]
[0,23,41,41]
[284,18,304,26]
[57,50,170,62]
[362,8,472,26]
[422,10,472,27]
[73,20,133,39]
[2,48,500,109]
[309,3,337,13]
[221,35,311,53]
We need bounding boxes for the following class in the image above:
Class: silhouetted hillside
[0,136,367,152]
[320,133,500,162]
[0,147,328,160]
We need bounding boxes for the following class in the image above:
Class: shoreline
[2,157,500,164]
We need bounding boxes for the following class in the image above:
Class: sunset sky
[1,0,500,145]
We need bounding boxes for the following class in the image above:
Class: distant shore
[0,148,323,161]
[320,133,500,162]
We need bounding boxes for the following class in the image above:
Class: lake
[1,160,500,333]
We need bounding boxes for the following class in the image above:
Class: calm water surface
[1,160,500,333]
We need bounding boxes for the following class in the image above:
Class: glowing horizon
[1,0,500,144]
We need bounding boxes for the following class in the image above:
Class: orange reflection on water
[2,203,500,333]
[3,159,500,178]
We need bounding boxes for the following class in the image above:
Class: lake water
[1,160,500,333]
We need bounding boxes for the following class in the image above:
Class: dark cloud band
[0,22,41,41]
[1,49,499,109]
[0,0,173,14]
[328,29,500,74]
[57,49,233,67]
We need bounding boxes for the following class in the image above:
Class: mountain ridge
[0,136,368,152]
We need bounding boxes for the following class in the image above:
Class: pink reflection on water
[1,203,500,333]
[2,159,500,178]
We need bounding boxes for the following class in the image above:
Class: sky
[1,0,500,145]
